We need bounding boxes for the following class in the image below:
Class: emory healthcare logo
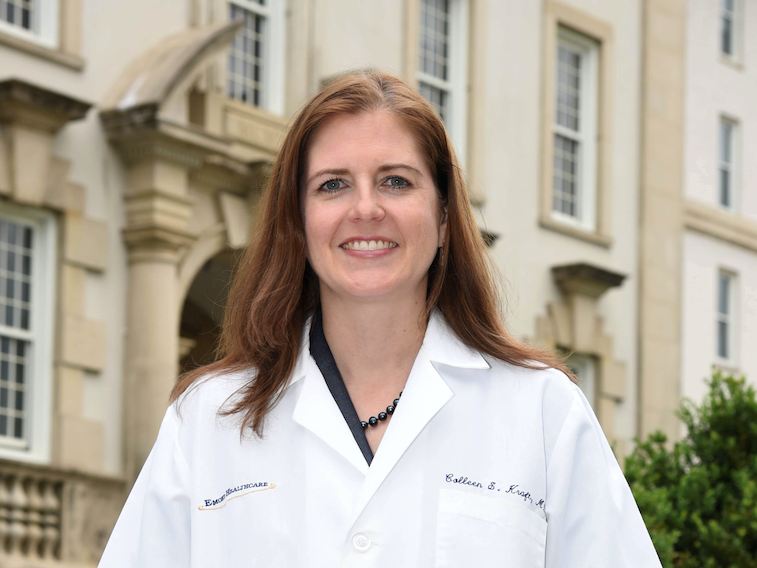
[199,482,276,510]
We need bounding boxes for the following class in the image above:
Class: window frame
[720,0,742,62]
[0,0,59,49]
[717,115,739,212]
[551,27,599,232]
[715,269,738,367]
[539,3,613,248]
[226,0,285,115]
[0,203,55,463]
[417,0,469,166]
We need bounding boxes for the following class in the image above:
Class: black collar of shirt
[309,309,374,465]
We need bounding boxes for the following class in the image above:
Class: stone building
[0,0,749,564]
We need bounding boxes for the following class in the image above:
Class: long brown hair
[172,70,573,435]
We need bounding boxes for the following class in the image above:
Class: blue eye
[385,176,409,188]
[321,179,344,192]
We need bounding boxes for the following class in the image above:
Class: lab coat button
[352,532,371,552]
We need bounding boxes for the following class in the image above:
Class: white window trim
[715,269,738,367]
[717,115,739,212]
[720,0,741,62]
[227,0,286,115]
[0,203,55,464]
[0,0,59,49]
[551,26,598,232]
[417,0,469,167]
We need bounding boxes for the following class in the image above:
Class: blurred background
[0,0,754,564]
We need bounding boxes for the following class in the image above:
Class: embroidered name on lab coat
[199,482,276,510]
[446,474,546,511]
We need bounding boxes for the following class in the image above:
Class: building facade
[680,0,757,410]
[0,0,744,564]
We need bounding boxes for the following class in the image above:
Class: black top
[309,309,374,465]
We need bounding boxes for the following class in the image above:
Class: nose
[348,184,385,223]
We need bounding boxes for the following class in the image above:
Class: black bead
[393,398,400,407]
[386,405,395,414]
[378,412,387,421]
[399,391,403,397]
[368,416,378,426]
[361,421,368,429]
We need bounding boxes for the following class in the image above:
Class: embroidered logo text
[199,481,276,510]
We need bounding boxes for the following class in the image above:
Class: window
[718,117,738,210]
[0,207,54,461]
[716,271,736,363]
[0,0,59,48]
[227,0,284,114]
[551,27,598,230]
[721,0,738,58]
[418,0,468,162]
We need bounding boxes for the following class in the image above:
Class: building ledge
[0,78,91,130]
[684,199,757,253]
[0,31,85,71]
[539,215,612,248]
[552,262,626,298]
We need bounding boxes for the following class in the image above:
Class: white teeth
[341,240,398,250]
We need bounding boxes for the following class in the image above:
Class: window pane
[719,169,731,207]
[419,0,450,83]
[0,218,34,331]
[720,121,732,162]
[0,335,28,443]
[722,16,733,55]
[718,273,729,315]
[228,4,266,107]
[418,82,448,123]
[556,45,581,132]
[552,134,580,218]
[717,320,728,359]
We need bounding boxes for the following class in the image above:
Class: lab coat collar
[289,309,491,523]
[422,310,492,371]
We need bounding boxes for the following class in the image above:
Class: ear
[438,207,448,248]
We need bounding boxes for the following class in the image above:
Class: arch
[177,223,229,313]
[101,20,243,112]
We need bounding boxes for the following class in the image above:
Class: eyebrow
[306,163,424,186]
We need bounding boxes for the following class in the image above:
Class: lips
[340,239,398,251]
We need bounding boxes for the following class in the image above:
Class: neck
[319,291,427,396]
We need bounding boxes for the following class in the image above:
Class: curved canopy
[102,20,243,111]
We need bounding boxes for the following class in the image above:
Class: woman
[100,71,661,567]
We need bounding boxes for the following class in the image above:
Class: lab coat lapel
[351,312,490,520]
[352,347,452,518]
[292,356,370,475]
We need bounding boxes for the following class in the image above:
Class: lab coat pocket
[435,488,546,568]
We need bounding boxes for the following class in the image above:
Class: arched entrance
[178,249,238,374]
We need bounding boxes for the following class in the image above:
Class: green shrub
[624,370,757,567]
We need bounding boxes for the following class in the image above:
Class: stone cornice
[552,262,626,299]
[123,225,197,258]
[0,79,91,131]
[684,199,757,253]
[102,114,235,170]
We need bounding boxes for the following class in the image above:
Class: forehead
[305,111,430,173]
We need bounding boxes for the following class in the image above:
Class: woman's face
[302,110,446,305]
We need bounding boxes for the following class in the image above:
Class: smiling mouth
[340,240,398,251]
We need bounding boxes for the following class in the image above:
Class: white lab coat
[99,312,662,567]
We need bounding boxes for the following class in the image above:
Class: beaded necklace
[360,391,402,429]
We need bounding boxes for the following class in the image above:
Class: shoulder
[172,367,256,428]
[484,357,579,404]
[481,358,590,447]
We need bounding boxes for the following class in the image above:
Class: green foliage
[624,370,757,567]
